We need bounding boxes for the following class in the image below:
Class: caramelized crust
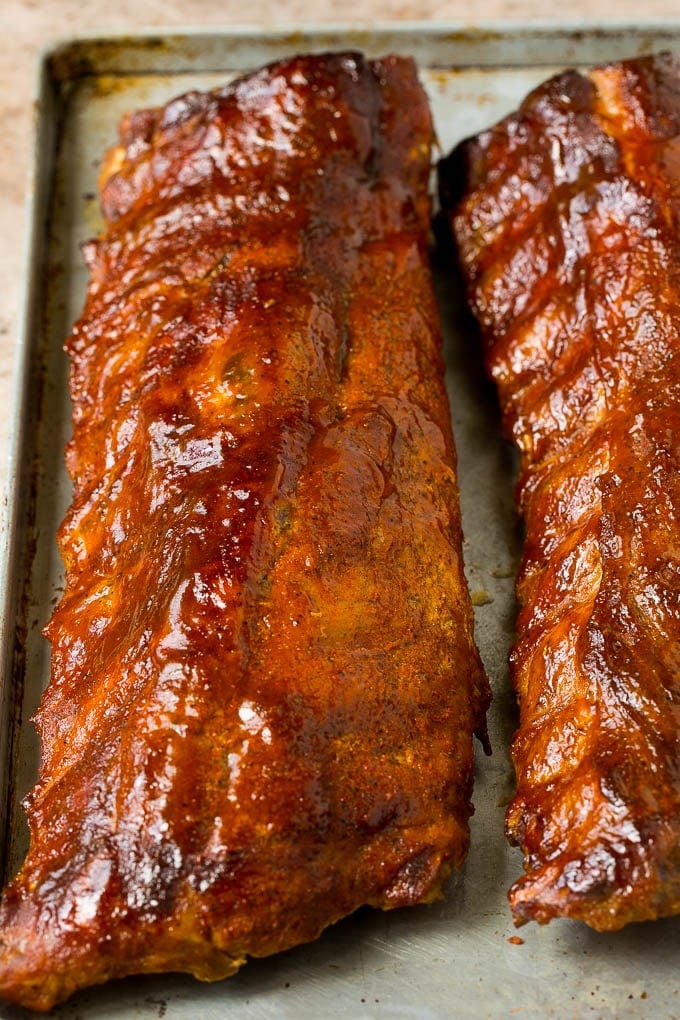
[441,52,680,929]
[0,53,489,1010]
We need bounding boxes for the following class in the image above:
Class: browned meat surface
[441,52,680,930]
[0,52,489,1010]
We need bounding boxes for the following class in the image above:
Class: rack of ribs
[0,52,490,1010]
[440,52,680,930]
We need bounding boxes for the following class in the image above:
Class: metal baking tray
[4,21,680,1019]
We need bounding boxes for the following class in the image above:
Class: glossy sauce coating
[0,53,489,1010]
[441,52,680,930]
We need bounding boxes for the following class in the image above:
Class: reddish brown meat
[441,52,680,930]
[0,52,489,1010]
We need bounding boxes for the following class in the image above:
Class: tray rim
[38,18,680,79]
[4,20,680,1013]
[0,53,60,877]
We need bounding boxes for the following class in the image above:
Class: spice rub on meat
[0,52,489,1010]
[441,52,680,930]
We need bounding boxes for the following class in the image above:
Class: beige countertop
[0,2,678,502]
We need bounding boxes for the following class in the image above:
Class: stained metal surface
[3,23,680,1019]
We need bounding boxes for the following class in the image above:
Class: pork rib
[441,52,680,930]
[0,52,489,1010]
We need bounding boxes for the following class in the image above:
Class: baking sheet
[3,22,680,1019]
